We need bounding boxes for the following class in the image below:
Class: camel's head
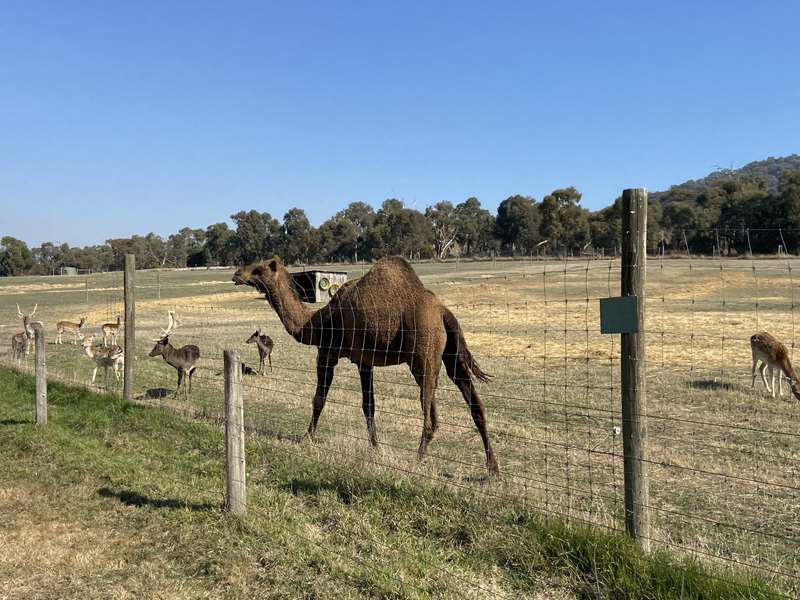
[232,258,284,294]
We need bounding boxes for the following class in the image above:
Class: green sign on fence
[599,296,639,334]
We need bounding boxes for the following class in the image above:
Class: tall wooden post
[224,350,246,514]
[621,188,651,551]
[34,326,47,425]
[156,271,161,300]
[84,277,89,308]
[123,254,136,401]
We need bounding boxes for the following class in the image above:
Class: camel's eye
[250,266,264,277]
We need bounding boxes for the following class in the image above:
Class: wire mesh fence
[1,235,799,595]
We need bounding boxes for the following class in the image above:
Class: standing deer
[11,319,31,362]
[245,328,274,374]
[11,304,38,359]
[750,331,800,400]
[102,315,121,347]
[81,334,125,385]
[148,311,201,400]
[56,316,87,345]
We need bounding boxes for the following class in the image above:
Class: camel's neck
[263,274,318,346]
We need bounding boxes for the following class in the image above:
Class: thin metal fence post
[34,326,47,425]
[621,188,651,551]
[224,349,246,515]
[123,254,136,401]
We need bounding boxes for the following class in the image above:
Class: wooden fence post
[123,254,136,402]
[224,349,246,515]
[34,326,47,425]
[85,277,89,308]
[621,188,651,551]
[156,271,161,300]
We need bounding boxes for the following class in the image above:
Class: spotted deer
[102,315,121,347]
[245,328,274,374]
[148,311,201,400]
[750,331,800,400]
[56,316,87,345]
[81,334,125,384]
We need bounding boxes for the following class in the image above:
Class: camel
[233,256,499,475]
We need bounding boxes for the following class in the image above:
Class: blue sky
[2,1,798,247]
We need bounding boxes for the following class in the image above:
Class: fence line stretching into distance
[2,192,799,596]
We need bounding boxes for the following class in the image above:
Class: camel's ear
[267,259,279,272]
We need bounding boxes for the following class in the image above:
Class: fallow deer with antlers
[750,331,800,400]
[56,316,87,345]
[11,318,32,363]
[148,311,201,400]
[11,304,38,360]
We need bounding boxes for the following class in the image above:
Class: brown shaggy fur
[233,256,499,475]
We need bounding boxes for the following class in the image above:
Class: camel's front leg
[359,365,377,447]
[308,352,338,440]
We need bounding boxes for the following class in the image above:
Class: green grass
[0,367,785,599]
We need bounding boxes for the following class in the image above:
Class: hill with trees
[2,155,799,275]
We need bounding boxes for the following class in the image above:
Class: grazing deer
[81,334,125,385]
[750,331,800,400]
[101,315,121,347]
[56,316,87,345]
[148,311,201,400]
[245,328,274,374]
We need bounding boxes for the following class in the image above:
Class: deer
[56,316,87,345]
[148,311,201,400]
[245,328,274,374]
[11,304,38,359]
[101,315,121,347]
[750,331,800,400]
[81,334,125,385]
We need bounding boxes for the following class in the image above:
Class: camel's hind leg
[359,365,378,447]
[308,352,338,440]
[412,364,439,462]
[444,356,499,476]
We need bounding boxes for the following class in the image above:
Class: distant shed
[60,266,78,276]
[291,270,349,303]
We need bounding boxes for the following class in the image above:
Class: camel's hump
[362,256,424,289]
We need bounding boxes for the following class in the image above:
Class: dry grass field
[1,257,799,595]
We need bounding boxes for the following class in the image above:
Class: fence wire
[1,241,799,596]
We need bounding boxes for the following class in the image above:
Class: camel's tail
[442,307,492,383]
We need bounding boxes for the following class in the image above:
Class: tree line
[2,171,800,276]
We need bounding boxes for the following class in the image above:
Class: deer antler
[17,304,38,318]
[154,310,178,341]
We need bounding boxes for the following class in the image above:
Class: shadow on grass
[0,418,30,425]
[97,487,216,511]
[143,387,172,399]
[281,471,425,506]
[688,379,736,391]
